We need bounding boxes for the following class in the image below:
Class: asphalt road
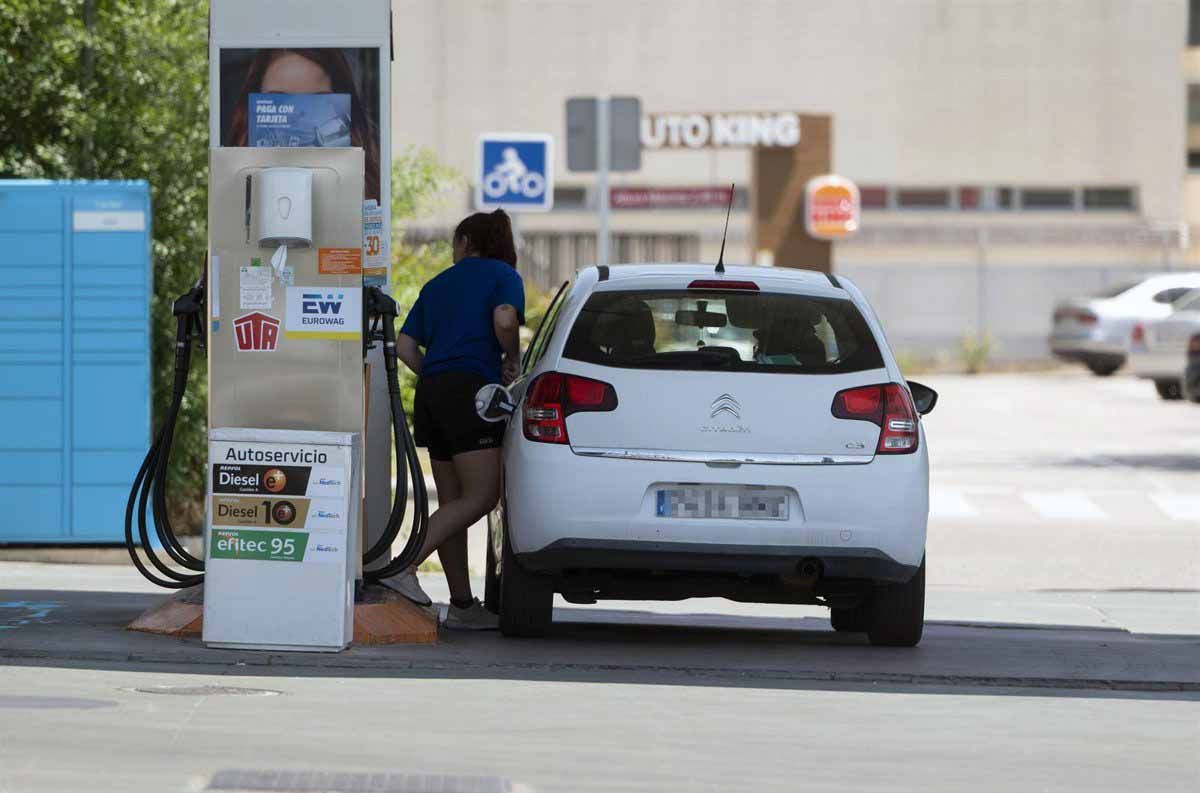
[0,371,1198,793]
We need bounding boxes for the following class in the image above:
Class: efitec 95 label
[210,529,307,562]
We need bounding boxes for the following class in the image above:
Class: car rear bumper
[515,538,919,582]
[502,427,929,570]
[1127,349,1185,380]
[1048,337,1125,363]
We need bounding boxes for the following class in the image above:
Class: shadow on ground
[1,589,1198,702]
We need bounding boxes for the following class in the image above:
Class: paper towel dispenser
[255,167,313,249]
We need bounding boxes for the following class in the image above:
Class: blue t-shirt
[400,257,525,383]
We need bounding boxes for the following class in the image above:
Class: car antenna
[715,183,734,274]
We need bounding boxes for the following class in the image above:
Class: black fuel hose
[123,282,206,588]
[361,287,430,581]
[125,280,429,589]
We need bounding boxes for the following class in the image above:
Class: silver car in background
[1128,289,1200,399]
[1049,273,1200,376]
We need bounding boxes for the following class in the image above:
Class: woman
[225,48,381,202]
[383,210,524,630]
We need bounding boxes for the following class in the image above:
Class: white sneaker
[378,567,432,607]
[442,598,499,631]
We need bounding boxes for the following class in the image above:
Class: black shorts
[413,370,506,461]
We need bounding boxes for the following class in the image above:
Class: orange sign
[318,247,363,275]
[805,175,860,241]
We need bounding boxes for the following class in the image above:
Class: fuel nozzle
[363,286,402,394]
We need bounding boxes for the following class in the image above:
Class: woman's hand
[501,355,520,385]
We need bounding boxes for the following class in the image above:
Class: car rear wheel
[1154,379,1183,400]
[866,557,925,647]
[1086,361,1120,376]
[830,604,869,633]
[498,522,554,638]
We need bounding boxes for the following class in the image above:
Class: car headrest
[592,297,656,355]
[758,318,826,360]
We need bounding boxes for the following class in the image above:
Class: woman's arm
[396,332,424,376]
[494,304,521,383]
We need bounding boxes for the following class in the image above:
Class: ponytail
[453,209,518,268]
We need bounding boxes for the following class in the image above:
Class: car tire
[866,556,925,647]
[498,519,554,638]
[830,604,869,633]
[1154,379,1184,400]
[1086,361,1120,377]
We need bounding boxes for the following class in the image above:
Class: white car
[486,264,936,647]
[1128,289,1200,399]
[1049,273,1200,376]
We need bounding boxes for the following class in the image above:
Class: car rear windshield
[562,289,885,374]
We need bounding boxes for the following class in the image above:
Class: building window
[1082,187,1136,211]
[958,187,980,210]
[552,185,588,210]
[1191,0,1200,46]
[996,187,1014,210]
[859,186,888,209]
[1020,188,1076,210]
[895,188,950,209]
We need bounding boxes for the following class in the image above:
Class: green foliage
[388,147,555,416]
[960,334,993,374]
[0,0,209,531]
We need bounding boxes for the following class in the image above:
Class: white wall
[391,0,1186,222]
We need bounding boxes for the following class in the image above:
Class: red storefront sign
[610,186,734,210]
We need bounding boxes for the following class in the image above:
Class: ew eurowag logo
[233,312,280,352]
[285,286,362,339]
[302,292,344,316]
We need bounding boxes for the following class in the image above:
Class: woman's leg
[416,448,501,585]
[429,458,470,602]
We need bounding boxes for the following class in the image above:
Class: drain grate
[207,770,513,793]
[128,685,281,697]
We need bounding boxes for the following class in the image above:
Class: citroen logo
[710,394,741,419]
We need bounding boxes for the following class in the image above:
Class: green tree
[0,0,209,530]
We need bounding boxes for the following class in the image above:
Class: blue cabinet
[0,181,151,543]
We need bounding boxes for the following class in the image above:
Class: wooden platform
[127,584,438,645]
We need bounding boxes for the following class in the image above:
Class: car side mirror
[908,381,938,415]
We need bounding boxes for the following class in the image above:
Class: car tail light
[1188,334,1200,357]
[687,279,759,291]
[1055,308,1097,325]
[831,383,919,454]
[1131,323,1145,345]
[523,372,618,444]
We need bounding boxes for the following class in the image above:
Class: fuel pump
[125,147,429,651]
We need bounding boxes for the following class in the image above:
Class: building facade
[391,0,1191,359]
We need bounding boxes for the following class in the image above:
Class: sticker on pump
[211,464,345,498]
[284,286,361,341]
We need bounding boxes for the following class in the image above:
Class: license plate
[656,485,789,521]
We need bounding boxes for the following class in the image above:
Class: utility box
[0,181,151,544]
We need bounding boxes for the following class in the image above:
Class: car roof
[582,263,845,297]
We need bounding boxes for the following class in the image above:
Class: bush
[0,0,210,532]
